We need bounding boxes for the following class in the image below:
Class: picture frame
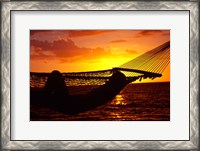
[1,0,199,150]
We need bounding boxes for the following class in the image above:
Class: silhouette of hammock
[30,41,170,88]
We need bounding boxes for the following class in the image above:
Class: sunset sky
[30,30,170,82]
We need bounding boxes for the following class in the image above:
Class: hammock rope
[30,41,170,88]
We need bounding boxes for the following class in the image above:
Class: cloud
[30,30,53,36]
[162,32,170,36]
[135,30,170,38]
[110,40,127,43]
[30,30,116,38]
[126,49,137,54]
[68,30,115,38]
[30,39,112,63]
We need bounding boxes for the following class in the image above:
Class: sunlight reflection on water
[31,82,170,121]
[112,94,127,106]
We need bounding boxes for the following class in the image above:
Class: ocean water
[30,82,170,121]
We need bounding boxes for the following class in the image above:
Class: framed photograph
[1,0,199,150]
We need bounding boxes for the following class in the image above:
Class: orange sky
[30,30,170,82]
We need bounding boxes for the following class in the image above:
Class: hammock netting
[30,41,170,88]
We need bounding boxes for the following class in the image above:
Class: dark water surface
[30,82,170,121]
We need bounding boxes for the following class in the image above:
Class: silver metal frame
[1,1,199,150]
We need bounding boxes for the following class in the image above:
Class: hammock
[30,41,170,88]
[30,41,170,114]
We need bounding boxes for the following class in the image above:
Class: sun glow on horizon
[30,30,170,82]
